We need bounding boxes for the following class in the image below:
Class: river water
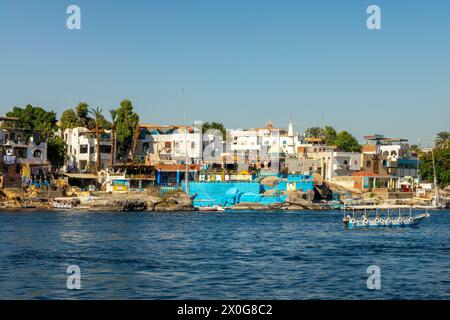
[0,210,448,299]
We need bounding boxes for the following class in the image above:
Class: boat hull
[344,214,429,229]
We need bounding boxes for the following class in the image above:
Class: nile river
[0,210,448,299]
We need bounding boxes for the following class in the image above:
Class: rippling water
[0,210,448,300]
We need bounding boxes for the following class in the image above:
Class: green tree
[335,131,361,152]
[59,109,81,131]
[202,121,226,139]
[116,99,139,160]
[47,135,67,173]
[89,107,104,171]
[323,126,337,145]
[305,127,324,139]
[76,102,90,128]
[5,105,57,131]
[87,114,111,130]
[435,131,449,149]
[419,146,450,188]
[5,105,57,142]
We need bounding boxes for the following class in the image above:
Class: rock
[286,191,311,206]
[87,197,148,211]
[145,196,162,211]
[260,176,280,188]
[305,189,315,202]
[121,200,148,211]
[268,202,284,210]
[285,204,307,210]
[155,190,194,211]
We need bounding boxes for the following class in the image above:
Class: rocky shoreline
[2,187,441,212]
[0,188,329,212]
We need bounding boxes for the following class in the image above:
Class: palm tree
[435,131,449,149]
[109,109,118,168]
[89,107,103,172]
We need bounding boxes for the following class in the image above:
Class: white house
[136,125,204,164]
[1,128,47,165]
[64,127,112,172]
[227,119,303,163]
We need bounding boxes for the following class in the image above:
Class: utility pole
[183,89,189,195]
[431,145,439,206]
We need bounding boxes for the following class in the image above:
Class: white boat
[196,205,226,212]
[343,205,430,229]
[51,198,79,210]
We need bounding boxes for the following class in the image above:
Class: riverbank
[1,187,447,212]
[0,189,194,212]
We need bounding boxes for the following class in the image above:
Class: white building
[136,125,204,164]
[302,149,361,181]
[64,127,112,172]
[1,128,47,165]
[227,119,304,163]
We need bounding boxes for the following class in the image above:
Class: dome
[268,144,286,157]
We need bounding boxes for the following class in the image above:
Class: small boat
[196,205,226,212]
[342,205,430,229]
[51,198,80,210]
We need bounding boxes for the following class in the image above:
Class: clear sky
[0,0,449,145]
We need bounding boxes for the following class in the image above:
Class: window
[343,160,348,165]
[90,147,94,154]
[80,145,88,154]
[100,145,111,154]
[191,142,195,149]
[366,161,372,167]
[33,150,42,158]
[18,149,26,159]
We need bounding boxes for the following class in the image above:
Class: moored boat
[342,205,430,228]
[196,205,226,212]
[51,198,80,210]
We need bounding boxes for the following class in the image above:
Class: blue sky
[0,0,449,145]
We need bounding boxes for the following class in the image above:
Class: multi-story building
[64,127,112,172]
[0,117,49,188]
[135,124,204,164]
[362,134,419,178]
[227,119,304,165]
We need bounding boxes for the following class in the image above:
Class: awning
[62,173,98,179]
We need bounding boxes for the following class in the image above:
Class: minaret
[288,117,294,137]
[287,117,295,155]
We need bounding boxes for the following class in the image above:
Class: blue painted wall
[182,181,261,207]
[182,174,313,207]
